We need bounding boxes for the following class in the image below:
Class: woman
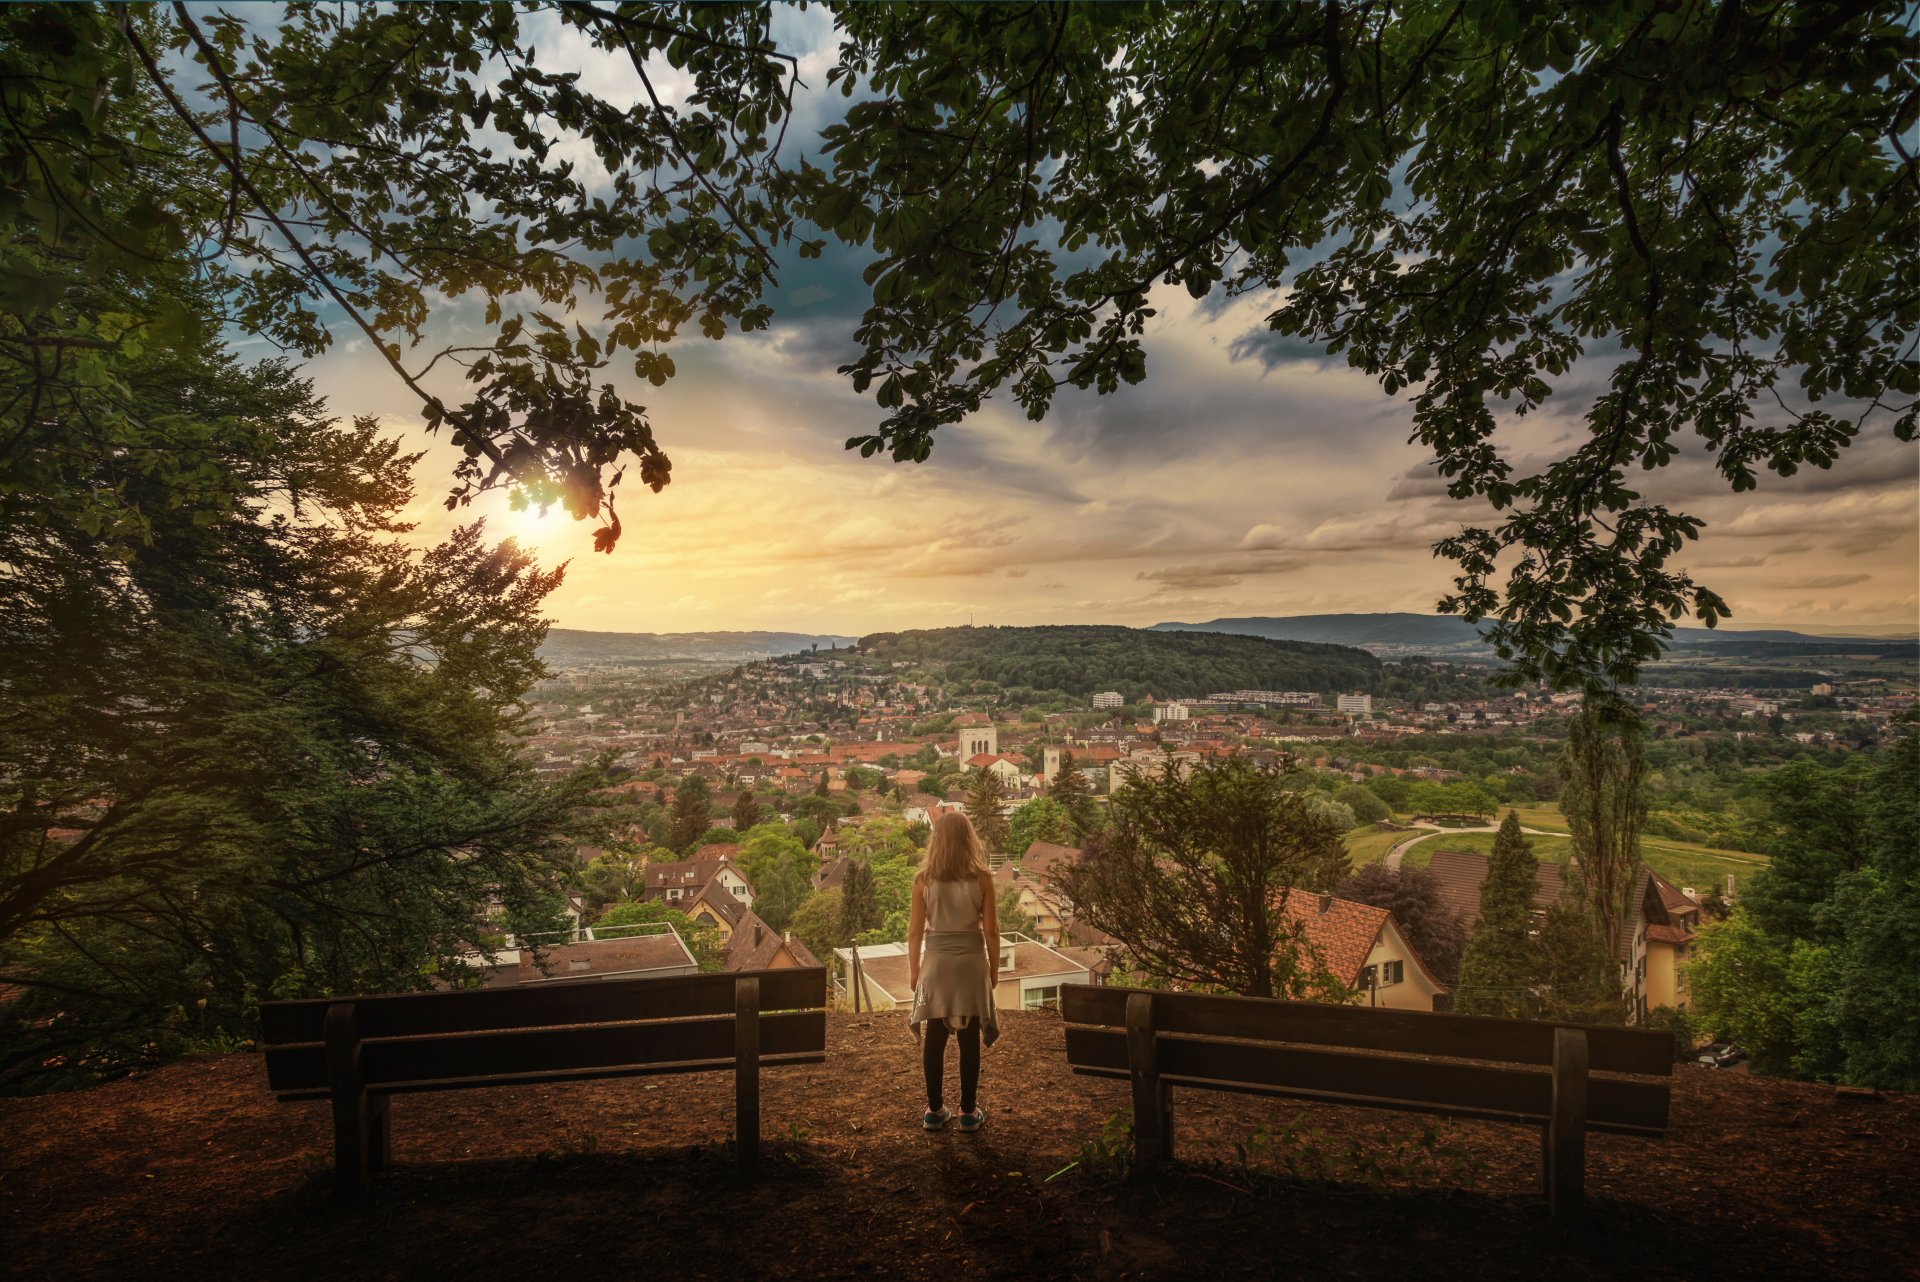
[907,810,1000,1132]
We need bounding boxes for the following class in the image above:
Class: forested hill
[853,626,1381,700]
[542,629,857,664]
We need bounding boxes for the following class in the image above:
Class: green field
[1341,826,1410,866]
[1403,827,1766,891]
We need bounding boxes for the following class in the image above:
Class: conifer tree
[731,790,762,833]
[964,767,1011,855]
[1048,751,1102,841]
[838,859,881,942]
[1454,811,1541,1018]
[816,768,831,797]
[670,775,712,851]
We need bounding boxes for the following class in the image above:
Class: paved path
[1382,821,1556,871]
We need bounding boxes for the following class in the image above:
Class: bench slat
[1063,1026,1669,1133]
[1061,984,1673,1078]
[259,967,826,1045]
[265,1010,826,1093]
[270,1051,829,1102]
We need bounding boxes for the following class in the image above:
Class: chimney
[1318,893,1332,914]
[754,923,765,946]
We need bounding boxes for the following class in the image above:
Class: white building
[1091,691,1125,709]
[835,935,1092,1011]
[1336,693,1374,716]
[1153,702,1190,724]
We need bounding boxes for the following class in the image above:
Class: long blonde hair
[924,811,989,882]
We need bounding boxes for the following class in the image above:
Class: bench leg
[735,977,761,1173]
[367,1095,392,1174]
[330,1088,371,1202]
[1544,1026,1589,1219]
[1125,993,1166,1177]
[324,1002,370,1202]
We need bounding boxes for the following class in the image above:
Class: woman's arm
[907,873,926,991]
[979,870,999,973]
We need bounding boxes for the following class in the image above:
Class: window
[1023,985,1060,1010]
[1359,964,1377,989]
[1380,960,1404,986]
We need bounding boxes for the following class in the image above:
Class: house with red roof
[1282,891,1449,1012]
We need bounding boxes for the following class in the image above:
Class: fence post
[735,976,761,1173]
[1545,1026,1590,1218]
[323,1002,369,1201]
[1125,992,1165,1177]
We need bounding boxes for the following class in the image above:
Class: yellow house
[1280,892,1450,1012]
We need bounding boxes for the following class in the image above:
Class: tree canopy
[816,2,1917,688]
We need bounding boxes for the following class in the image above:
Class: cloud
[1227,327,1342,372]
[1775,573,1873,589]
[1695,555,1769,569]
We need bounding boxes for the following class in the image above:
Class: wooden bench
[1061,984,1672,1217]
[261,967,827,1200]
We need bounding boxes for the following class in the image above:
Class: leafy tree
[669,776,713,851]
[578,852,644,917]
[0,4,823,555]
[752,861,812,936]
[1007,797,1074,859]
[1302,794,1360,832]
[1561,706,1647,959]
[1743,755,1874,943]
[1642,1005,1701,1065]
[1061,758,1348,999]
[1047,750,1103,839]
[1454,812,1541,1018]
[815,768,831,798]
[1335,785,1393,826]
[838,860,882,943]
[1333,863,1467,987]
[1687,909,1799,1076]
[836,815,919,866]
[816,4,1916,689]
[595,900,722,973]
[963,768,1011,854]
[1534,896,1627,1025]
[787,889,846,966]
[731,790,763,833]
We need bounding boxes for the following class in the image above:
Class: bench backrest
[261,967,827,1099]
[1061,984,1672,1134]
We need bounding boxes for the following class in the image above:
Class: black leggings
[922,1019,980,1113]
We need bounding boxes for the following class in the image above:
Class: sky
[265,7,1920,641]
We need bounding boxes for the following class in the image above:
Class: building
[643,855,756,911]
[1811,682,1834,696]
[1018,840,1082,887]
[1426,848,1569,926]
[1153,702,1190,724]
[469,923,701,988]
[724,910,823,972]
[1282,892,1449,1012]
[963,751,1024,787]
[1336,693,1374,716]
[1091,691,1125,709]
[956,723,998,761]
[835,935,1092,1011]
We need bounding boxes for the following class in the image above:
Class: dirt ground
[2,1010,1915,1282]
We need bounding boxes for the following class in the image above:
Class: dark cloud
[1227,327,1343,372]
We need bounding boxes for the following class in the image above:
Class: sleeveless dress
[907,874,1000,1048]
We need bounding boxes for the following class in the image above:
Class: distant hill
[1152,613,1912,657]
[541,629,857,665]
[853,625,1380,700]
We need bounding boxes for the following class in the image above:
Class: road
[1382,821,1557,870]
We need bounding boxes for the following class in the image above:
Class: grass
[1405,826,1768,892]
[1342,826,1410,867]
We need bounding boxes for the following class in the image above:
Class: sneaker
[922,1107,951,1131]
[956,1105,986,1133]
